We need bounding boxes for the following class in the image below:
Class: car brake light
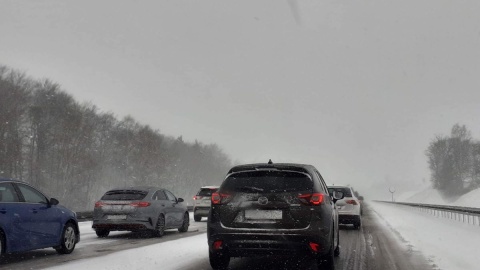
[346,200,358,205]
[298,193,325,205]
[130,201,151,207]
[211,192,230,205]
[193,196,203,200]
[94,201,105,208]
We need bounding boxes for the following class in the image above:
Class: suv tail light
[130,201,151,207]
[298,193,325,206]
[346,199,358,205]
[211,192,231,205]
[193,196,203,200]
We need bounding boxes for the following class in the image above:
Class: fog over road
[0,204,433,270]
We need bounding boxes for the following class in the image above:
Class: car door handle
[30,209,38,214]
[0,209,6,214]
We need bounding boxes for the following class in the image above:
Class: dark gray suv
[207,163,344,270]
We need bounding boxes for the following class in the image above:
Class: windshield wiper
[237,186,264,192]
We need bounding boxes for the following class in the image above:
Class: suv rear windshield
[221,170,312,193]
[101,190,148,200]
[197,188,218,196]
[328,187,352,197]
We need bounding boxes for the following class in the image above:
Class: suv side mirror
[177,198,184,203]
[332,191,344,203]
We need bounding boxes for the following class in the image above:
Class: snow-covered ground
[370,201,480,270]
[397,186,479,208]
[46,233,208,270]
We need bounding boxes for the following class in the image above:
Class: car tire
[154,214,165,237]
[0,230,5,256]
[353,219,361,230]
[55,223,77,254]
[178,212,189,233]
[194,215,201,222]
[209,250,230,270]
[95,230,110,238]
[334,227,340,257]
[317,233,335,270]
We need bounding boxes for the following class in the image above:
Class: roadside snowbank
[370,201,480,270]
[398,186,478,208]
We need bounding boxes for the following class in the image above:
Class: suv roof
[227,163,317,175]
[200,186,219,189]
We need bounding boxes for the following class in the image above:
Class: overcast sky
[1,0,480,198]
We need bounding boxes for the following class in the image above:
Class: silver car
[92,186,189,237]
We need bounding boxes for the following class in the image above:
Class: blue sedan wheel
[55,223,76,254]
[0,231,4,255]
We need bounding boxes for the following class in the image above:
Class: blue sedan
[0,178,80,255]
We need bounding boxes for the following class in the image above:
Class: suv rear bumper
[208,221,331,257]
[338,214,360,225]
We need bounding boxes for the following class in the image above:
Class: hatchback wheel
[209,250,230,270]
[194,215,201,222]
[55,223,77,254]
[178,212,189,232]
[154,214,165,237]
[95,230,110,238]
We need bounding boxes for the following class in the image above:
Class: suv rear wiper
[237,186,264,192]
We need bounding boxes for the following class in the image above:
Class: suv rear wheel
[194,215,201,222]
[317,233,335,270]
[209,250,230,270]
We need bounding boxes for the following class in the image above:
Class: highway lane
[181,203,434,270]
[0,204,434,270]
[0,214,207,270]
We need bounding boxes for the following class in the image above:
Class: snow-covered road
[2,203,475,270]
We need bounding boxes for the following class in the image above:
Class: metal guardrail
[75,206,194,222]
[374,200,480,226]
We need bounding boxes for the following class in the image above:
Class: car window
[164,190,177,202]
[0,183,20,202]
[197,188,217,196]
[154,190,167,200]
[314,170,329,194]
[328,187,353,197]
[101,190,148,201]
[222,171,313,193]
[17,184,48,204]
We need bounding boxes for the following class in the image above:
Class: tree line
[0,65,232,211]
[426,124,480,197]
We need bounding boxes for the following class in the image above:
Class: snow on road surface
[46,233,209,270]
[370,201,480,270]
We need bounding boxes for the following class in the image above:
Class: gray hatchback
[92,186,189,237]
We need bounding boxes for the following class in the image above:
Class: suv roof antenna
[268,159,273,164]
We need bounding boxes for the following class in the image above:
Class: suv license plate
[245,210,282,220]
[107,215,127,220]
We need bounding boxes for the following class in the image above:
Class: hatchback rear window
[221,171,312,193]
[197,188,218,196]
[328,187,352,197]
[101,190,148,200]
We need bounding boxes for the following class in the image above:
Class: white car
[328,186,362,229]
[193,186,219,222]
